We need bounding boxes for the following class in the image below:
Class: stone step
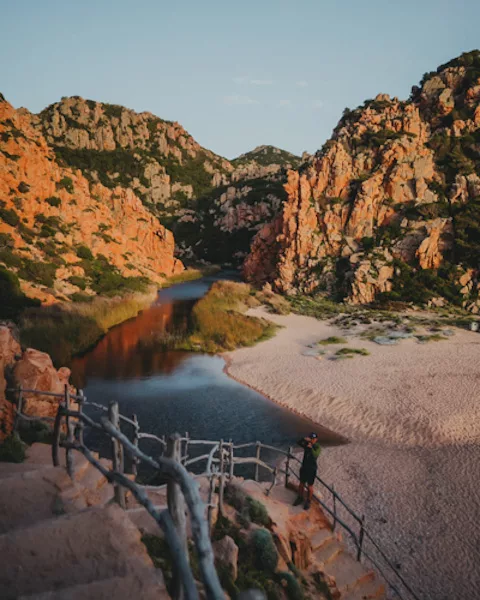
[0,461,46,480]
[18,571,169,600]
[324,550,371,591]
[0,466,74,534]
[342,573,386,600]
[313,538,343,565]
[310,527,334,551]
[25,444,98,481]
[0,504,158,599]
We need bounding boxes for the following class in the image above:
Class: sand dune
[225,307,480,600]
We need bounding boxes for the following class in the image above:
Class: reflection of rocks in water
[71,298,195,386]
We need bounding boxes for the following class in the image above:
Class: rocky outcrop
[0,97,183,303]
[0,324,22,441]
[245,51,480,310]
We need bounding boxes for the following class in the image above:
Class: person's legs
[293,476,305,505]
[304,472,316,509]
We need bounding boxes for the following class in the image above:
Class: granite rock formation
[244,51,480,311]
[0,96,183,304]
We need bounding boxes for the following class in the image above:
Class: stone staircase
[241,481,386,600]
[0,443,168,600]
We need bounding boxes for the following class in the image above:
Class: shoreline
[223,306,480,600]
[222,354,349,447]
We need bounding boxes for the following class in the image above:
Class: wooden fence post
[167,433,188,600]
[332,485,337,532]
[65,385,75,479]
[132,414,139,478]
[228,439,234,480]
[357,514,365,561]
[108,401,126,509]
[218,439,225,517]
[207,474,215,531]
[254,441,261,482]
[183,431,189,465]
[77,390,85,446]
[285,446,292,488]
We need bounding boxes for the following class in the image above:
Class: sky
[1,0,479,159]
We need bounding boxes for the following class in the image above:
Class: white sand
[225,308,480,600]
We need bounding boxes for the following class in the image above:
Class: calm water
[70,274,336,458]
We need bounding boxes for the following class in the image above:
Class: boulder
[0,325,22,441]
[213,535,239,582]
[12,348,75,419]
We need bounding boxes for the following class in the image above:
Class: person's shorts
[299,466,316,486]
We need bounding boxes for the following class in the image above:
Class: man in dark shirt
[293,432,321,510]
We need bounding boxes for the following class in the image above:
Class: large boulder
[213,535,239,582]
[0,325,22,441]
[12,348,74,419]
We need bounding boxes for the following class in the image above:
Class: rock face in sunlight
[0,96,183,304]
[244,51,480,312]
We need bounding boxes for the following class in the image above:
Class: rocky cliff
[244,51,480,311]
[0,95,183,305]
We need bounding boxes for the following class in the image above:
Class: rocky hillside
[244,51,480,312]
[173,145,302,264]
[12,97,299,266]
[0,95,183,306]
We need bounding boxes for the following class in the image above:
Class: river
[70,273,339,461]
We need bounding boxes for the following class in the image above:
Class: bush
[0,434,26,463]
[68,275,87,290]
[18,258,57,287]
[276,572,304,600]
[0,207,20,227]
[57,176,74,193]
[45,196,61,207]
[251,529,278,573]
[318,336,347,345]
[0,247,23,268]
[0,266,40,320]
[76,245,94,260]
[17,181,30,194]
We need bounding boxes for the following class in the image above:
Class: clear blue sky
[1,0,478,159]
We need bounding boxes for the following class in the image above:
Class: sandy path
[225,308,480,600]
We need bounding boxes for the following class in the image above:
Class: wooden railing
[9,385,422,600]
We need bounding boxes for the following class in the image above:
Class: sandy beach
[225,307,480,600]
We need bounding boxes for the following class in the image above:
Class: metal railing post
[254,441,261,482]
[332,485,337,532]
[357,514,365,562]
[285,446,292,488]
[167,433,188,600]
[65,385,75,479]
[132,414,139,477]
[108,400,126,509]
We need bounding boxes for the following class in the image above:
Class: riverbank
[20,287,159,367]
[224,307,480,600]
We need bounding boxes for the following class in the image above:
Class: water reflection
[70,275,342,450]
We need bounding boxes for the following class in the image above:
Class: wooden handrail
[11,386,421,600]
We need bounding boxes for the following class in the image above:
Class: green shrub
[45,196,61,207]
[18,258,57,287]
[0,266,40,320]
[276,572,304,600]
[17,181,30,194]
[0,247,23,268]
[70,292,93,303]
[247,497,270,527]
[0,433,26,463]
[57,176,74,193]
[68,275,87,290]
[335,347,370,356]
[76,245,94,260]
[251,529,278,573]
[318,336,347,345]
[0,207,20,227]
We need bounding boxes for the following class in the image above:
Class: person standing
[293,433,321,510]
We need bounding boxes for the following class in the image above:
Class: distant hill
[231,145,301,169]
